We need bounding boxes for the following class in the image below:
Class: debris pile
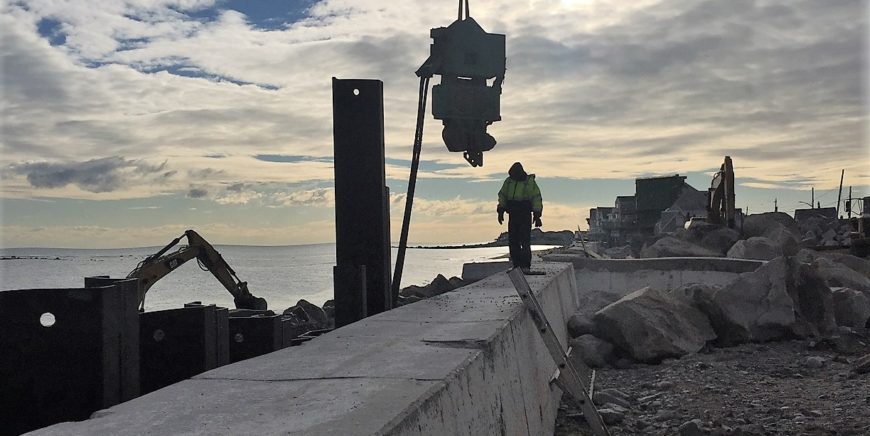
[566,253,868,367]
[557,338,870,436]
[798,214,854,248]
[558,211,870,435]
[588,211,853,261]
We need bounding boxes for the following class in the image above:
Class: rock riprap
[593,287,716,362]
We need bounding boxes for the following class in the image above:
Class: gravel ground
[555,332,870,436]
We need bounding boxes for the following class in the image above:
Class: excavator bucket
[417,16,505,167]
[235,295,268,311]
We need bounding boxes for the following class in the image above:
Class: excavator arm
[707,156,736,228]
[127,230,268,311]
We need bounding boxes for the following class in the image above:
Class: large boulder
[763,223,800,256]
[743,212,800,238]
[726,236,781,260]
[568,334,615,368]
[819,252,870,279]
[831,288,870,328]
[593,287,716,362]
[604,245,632,259]
[574,290,622,317]
[567,312,597,337]
[283,299,330,330]
[640,236,721,258]
[399,274,460,299]
[795,248,820,264]
[788,261,837,338]
[693,257,797,345]
[812,258,870,291]
[698,227,742,255]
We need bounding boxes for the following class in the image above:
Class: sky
[0,0,868,248]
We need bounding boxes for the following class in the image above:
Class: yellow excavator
[127,229,268,311]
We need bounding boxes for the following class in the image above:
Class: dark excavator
[707,156,737,228]
[127,229,267,311]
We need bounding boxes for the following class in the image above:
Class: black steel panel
[332,78,392,327]
[84,276,140,402]
[139,305,224,395]
[228,315,283,362]
[0,284,135,435]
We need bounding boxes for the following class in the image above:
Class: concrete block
[0,280,138,435]
[461,261,510,282]
[544,255,764,301]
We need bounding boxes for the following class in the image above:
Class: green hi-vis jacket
[498,174,543,214]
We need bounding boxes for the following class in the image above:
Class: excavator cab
[127,230,267,311]
[416,11,505,167]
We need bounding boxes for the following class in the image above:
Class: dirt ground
[555,331,870,436]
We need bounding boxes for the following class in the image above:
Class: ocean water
[0,244,543,312]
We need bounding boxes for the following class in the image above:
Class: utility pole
[837,169,845,218]
[774,198,778,212]
[811,187,814,209]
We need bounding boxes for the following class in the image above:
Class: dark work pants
[508,211,532,268]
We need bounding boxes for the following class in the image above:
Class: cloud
[0,0,866,247]
[187,187,208,198]
[254,154,332,163]
[6,156,170,193]
[273,188,334,207]
[390,194,490,217]
[4,0,863,195]
[214,185,262,204]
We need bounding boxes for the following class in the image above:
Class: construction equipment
[416,0,505,167]
[127,230,267,311]
[393,0,505,300]
[849,196,870,257]
[706,156,736,228]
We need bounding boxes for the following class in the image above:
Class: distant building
[586,174,713,245]
[656,184,708,234]
[635,175,690,234]
[586,207,614,242]
[794,207,837,223]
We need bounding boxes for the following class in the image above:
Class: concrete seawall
[542,255,765,314]
[464,257,764,305]
[33,263,578,435]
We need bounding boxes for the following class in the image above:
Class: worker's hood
[509,162,527,181]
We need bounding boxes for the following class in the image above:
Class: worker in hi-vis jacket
[497,162,543,272]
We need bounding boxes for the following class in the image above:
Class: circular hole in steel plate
[39,312,56,327]
[153,329,165,342]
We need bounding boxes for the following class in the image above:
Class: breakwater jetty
[31,262,577,435]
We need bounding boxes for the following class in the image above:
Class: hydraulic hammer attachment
[416,12,505,167]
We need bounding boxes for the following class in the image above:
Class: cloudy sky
[1,0,867,248]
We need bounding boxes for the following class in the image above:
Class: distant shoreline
[409,242,503,249]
